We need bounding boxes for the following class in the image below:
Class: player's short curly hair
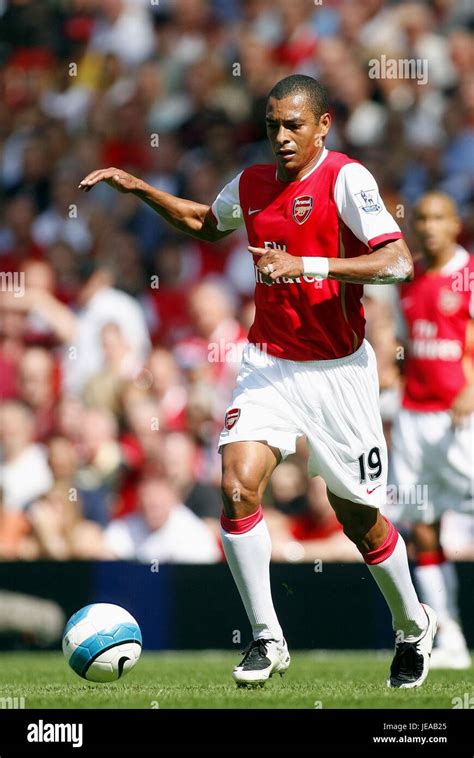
[268,75,329,119]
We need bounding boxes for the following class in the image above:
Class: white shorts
[218,340,387,508]
[387,408,474,524]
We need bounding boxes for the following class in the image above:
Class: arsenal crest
[438,287,461,315]
[225,407,241,430]
[292,195,313,225]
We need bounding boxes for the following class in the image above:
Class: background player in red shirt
[390,192,474,670]
[79,75,436,689]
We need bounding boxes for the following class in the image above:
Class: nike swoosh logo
[117,656,130,679]
[367,484,382,495]
[248,208,262,216]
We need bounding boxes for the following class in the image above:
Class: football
[62,603,142,683]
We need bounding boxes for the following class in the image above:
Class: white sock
[221,519,283,642]
[366,531,427,642]
[414,563,457,627]
[440,560,461,623]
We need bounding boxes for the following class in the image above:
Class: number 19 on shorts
[358,446,382,483]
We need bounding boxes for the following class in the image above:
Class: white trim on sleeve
[334,163,402,248]
[211,172,244,232]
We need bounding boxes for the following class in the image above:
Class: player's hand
[450,383,474,426]
[78,167,139,193]
[249,246,304,280]
[0,287,41,311]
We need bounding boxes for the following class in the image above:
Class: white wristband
[302,257,329,280]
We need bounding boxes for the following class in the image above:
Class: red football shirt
[397,246,474,411]
[211,148,402,360]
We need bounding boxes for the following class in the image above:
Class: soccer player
[79,75,437,689]
[390,192,473,670]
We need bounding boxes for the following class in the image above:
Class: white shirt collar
[275,147,328,182]
[300,147,328,180]
[439,246,470,276]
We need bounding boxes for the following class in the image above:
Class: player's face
[414,195,461,259]
[266,95,330,181]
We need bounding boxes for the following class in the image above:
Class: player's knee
[221,467,260,517]
[340,522,364,546]
[336,506,378,545]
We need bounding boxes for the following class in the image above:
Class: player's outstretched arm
[249,238,414,285]
[326,238,414,284]
[78,167,233,243]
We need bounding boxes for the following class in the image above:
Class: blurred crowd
[0,0,473,563]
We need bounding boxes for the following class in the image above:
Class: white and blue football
[62,603,142,682]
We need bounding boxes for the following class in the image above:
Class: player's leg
[221,439,282,639]
[329,494,438,689]
[391,408,471,669]
[420,410,474,668]
[220,440,290,686]
[328,493,432,639]
[301,341,436,687]
[217,342,302,685]
[413,521,471,669]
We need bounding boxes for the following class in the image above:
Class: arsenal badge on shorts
[225,407,240,430]
[292,195,313,225]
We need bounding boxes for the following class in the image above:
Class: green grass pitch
[0,651,472,709]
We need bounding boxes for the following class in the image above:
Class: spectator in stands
[162,431,222,521]
[32,167,93,254]
[0,195,44,271]
[0,308,27,400]
[269,476,362,562]
[121,394,163,467]
[4,135,52,213]
[75,406,123,525]
[0,401,53,512]
[55,395,85,451]
[17,347,57,441]
[88,0,156,68]
[18,259,62,347]
[1,258,150,393]
[269,459,308,517]
[0,0,472,563]
[145,347,187,431]
[102,476,221,563]
[0,486,31,560]
[84,321,142,414]
[27,483,104,560]
[144,239,197,346]
[97,231,147,298]
[65,259,150,393]
[184,383,222,485]
[174,280,247,412]
[47,435,78,488]
[44,241,80,305]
